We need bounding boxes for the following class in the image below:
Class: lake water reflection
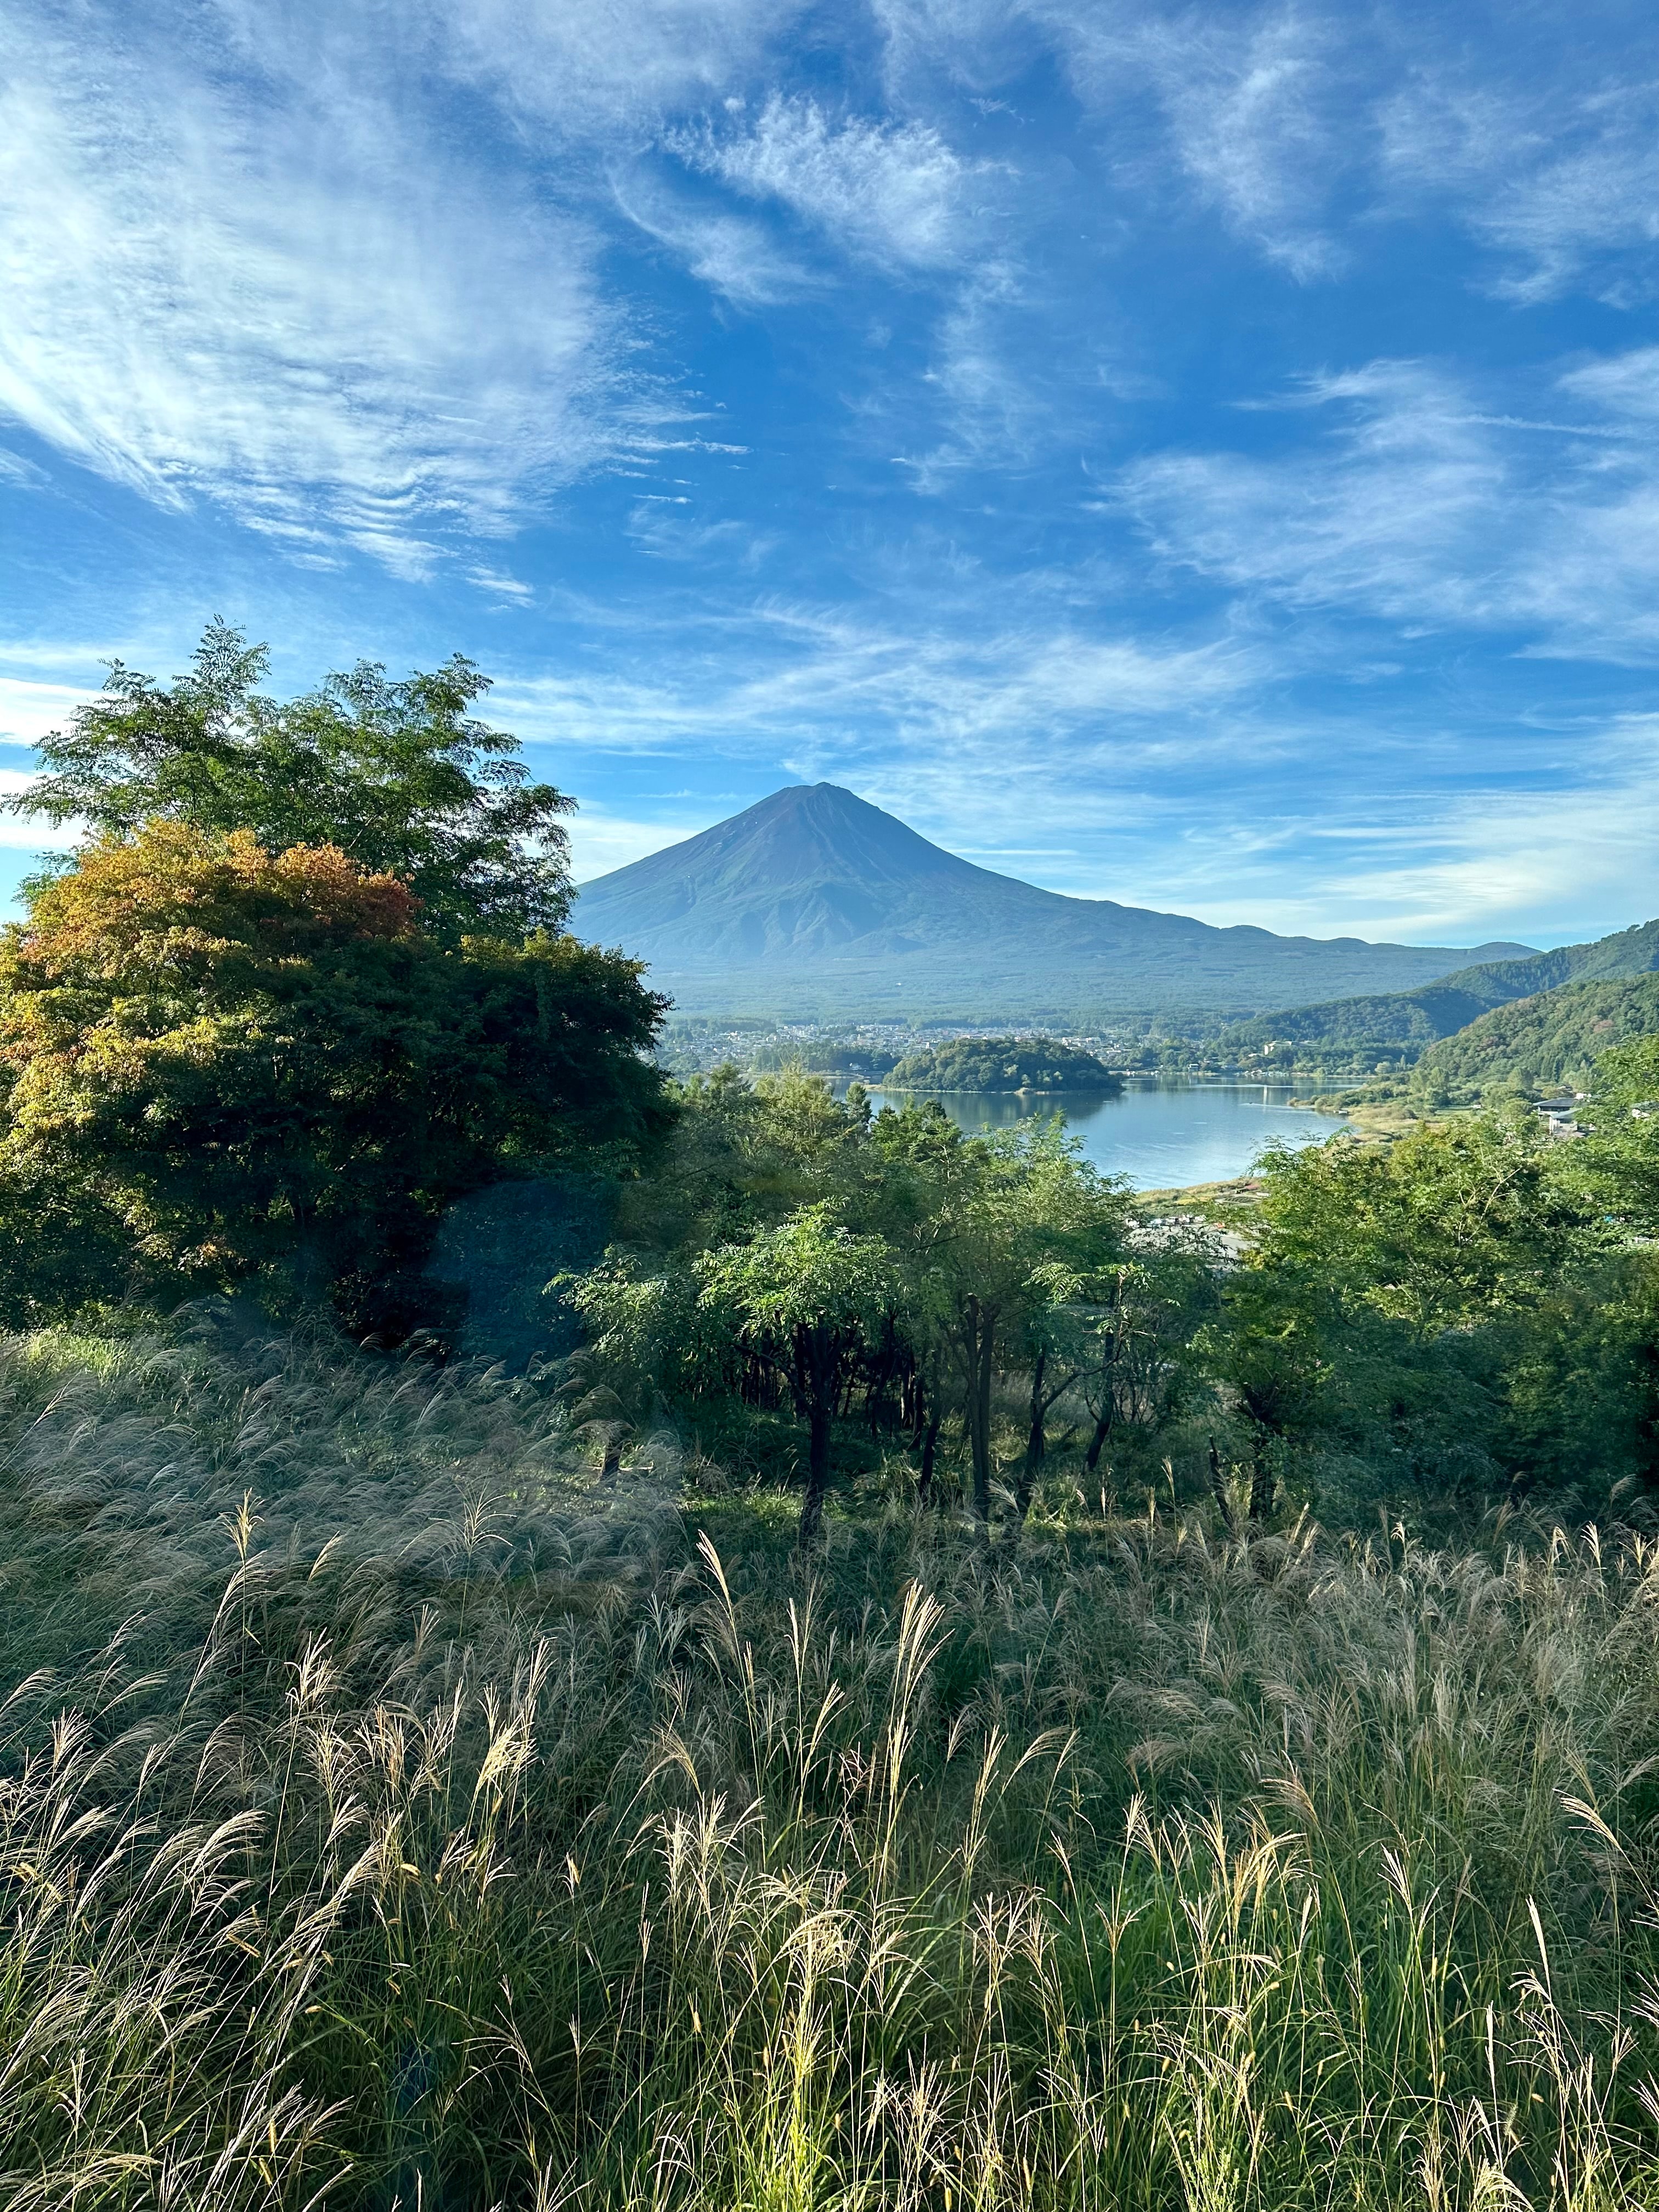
[862,1076,1350,1193]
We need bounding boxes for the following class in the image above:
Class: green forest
[1211,922,1659,1085]
[1411,973,1659,1104]
[10,633,1659,2208]
[885,1034,1121,1092]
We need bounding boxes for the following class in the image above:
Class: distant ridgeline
[1214,919,1659,1077]
[884,1037,1121,1094]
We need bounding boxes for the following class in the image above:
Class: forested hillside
[884,1034,1120,1092]
[1412,972,1659,1102]
[1218,917,1659,1073]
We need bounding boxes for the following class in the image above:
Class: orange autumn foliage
[14,824,418,983]
[0,823,668,1324]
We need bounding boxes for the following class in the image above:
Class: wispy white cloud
[1135,5,1351,279]
[0,449,49,490]
[1379,71,1659,304]
[466,567,538,606]
[498,607,1257,769]
[886,263,1062,487]
[0,752,82,851]
[1023,1,1354,278]
[1558,347,1659,419]
[1120,362,1510,618]
[437,0,806,135]
[1118,356,1659,658]
[672,94,988,271]
[1170,717,1659,945]
[611,165,814,303]
[0,678,91,749]
[0,4,627,570]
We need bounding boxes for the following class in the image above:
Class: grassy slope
[5,1307,1659,2208]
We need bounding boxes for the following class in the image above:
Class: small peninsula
[884,1035,1122,1094]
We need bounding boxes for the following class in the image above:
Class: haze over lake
[865,1077,1350,1193]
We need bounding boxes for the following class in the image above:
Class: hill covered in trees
[884,1034,1120,1092]
[1410,972,1659,1103]
[1215,917,1659,1075]
[572,783,1532,1022]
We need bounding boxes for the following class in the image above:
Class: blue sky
[2,0,1656,951]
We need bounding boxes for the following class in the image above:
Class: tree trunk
[1248,1434,1276,1525]
[917,1412,941,1504]
[1084,1401,1113,1473]
[799,1397,832,1548]
[1086,1282,1127,1475]
[1208,1434,1237,1534]
[1016,1351,1047,1520]
[967,1304,995,1525]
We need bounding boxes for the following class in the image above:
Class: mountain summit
[571,784,1535,1022]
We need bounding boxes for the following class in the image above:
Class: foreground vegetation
[9,1308,1659,2208]
[9,625,1659,2205]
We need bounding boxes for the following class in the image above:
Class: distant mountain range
[571,785,1535,1022]
[1218,921,1659,1063]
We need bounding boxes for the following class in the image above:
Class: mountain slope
[1218,921,1659,1064]
[571,785,1533,1021]
[1412,972,1659,1102]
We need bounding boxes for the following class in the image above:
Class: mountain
[1217,921,1659,1067]
[570,783,1535,1022]
[1411,971,1659,1103]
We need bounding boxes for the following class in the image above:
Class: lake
[863,1076,1350,1192]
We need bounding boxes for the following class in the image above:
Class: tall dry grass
[3,1306,1659,2207]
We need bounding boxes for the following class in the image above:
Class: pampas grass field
[4,1304,1659,2209]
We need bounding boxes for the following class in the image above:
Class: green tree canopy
[1582,1036,1659,1237]
[886,1036,1120,1094]
[696,1203,897,1544]
[16,621,572,944]
[1206,1118,1599,1515]
[877,1113,1128,1520]
[1251,1118,1589,1340]
[0,823,668,1328]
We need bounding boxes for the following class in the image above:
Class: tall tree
[1211,1116,1595,1517]
[1252,1116,1587,1342]
[0,825,668,1327]
[1079,1241,1219,1478]
[15,622,572,944]
[1582,1037,1659,1236]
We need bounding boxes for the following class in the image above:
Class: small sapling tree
[696,1203,896,1546]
